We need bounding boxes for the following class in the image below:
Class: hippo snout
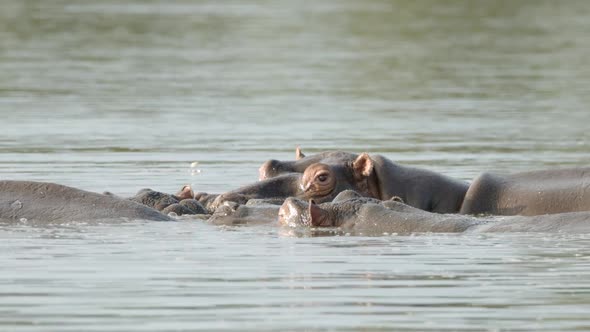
[279,197,310,227]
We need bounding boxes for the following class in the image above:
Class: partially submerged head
[278,191,376,228]
[279,190,406,230]
[258,147,358,181]
[298,153,379,203]
[208,201,279,226]
[216,149,386,213]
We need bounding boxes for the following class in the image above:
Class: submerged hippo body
[279,191,590,235]
[0,181,173,223]
[462,168,590,216]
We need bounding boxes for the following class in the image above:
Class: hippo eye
[317,174,328,183]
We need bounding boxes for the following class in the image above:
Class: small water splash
[189,161,203,192]
[189,161,202,176]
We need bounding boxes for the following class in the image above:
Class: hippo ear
[352,153,374,178]
[296,146,305,160]
[308,199,328,227]
[175,185,194,200]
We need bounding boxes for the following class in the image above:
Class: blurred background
[1,0,589,195]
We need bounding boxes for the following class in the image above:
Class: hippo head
[298,153,378,203]
[258,147,359,181]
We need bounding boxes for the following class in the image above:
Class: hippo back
[0,180,172,223]
[461,168,590,216]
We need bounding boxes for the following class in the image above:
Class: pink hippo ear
[308,199,328,227]
[295,146,305,160]
[352,153,374,179]
[176,185,195,200]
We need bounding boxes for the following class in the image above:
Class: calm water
[1,0,590,330]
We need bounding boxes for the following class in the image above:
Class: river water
[1,0,590,331]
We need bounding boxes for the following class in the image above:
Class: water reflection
[2,220,590,330]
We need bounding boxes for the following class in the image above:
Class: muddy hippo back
[0,180,173,223]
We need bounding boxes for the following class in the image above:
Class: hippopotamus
[0,180,173,223]
[257,148,590,216]
[190,149,468,213]
[213,149,467,213]
[278,191,590,235]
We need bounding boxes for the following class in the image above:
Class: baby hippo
[279,191,590,235]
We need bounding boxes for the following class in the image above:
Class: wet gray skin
[192,192,219,213]
[129,189,180,211]
[128,189,207,216]
[178,199,208,214]
[461,168,590,216]
[208,201,280,226]
[208,197,321,226]
[279,190,590,236]
[0,180,173,223]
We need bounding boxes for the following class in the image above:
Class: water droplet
[189,161,202,176]
[19,218,27,222]
[10,200,22,210]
